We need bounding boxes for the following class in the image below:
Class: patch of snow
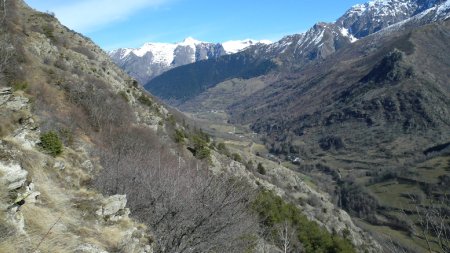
[222,39,271,54]
[347,0,415,18]
[112,37,272,64]
[112,37,205,65]
[436,0,450,19]
[339,27,358,43]
[367,0,450,38]
[133,42,177,65]
[313,30,325,45]
[179,37,203,46]
[109,48,133,59]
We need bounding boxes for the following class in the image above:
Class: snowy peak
[338,0,447,38]
[111,37,204,62]
[109,37,272,83]
[178,37,205,48]
[181,37,203,45]
[435,0,450,19]
[256,21,357,65]
[110,37,270,62]
[239,0,449,69]
[222,39,272,54]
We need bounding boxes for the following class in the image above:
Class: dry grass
[0,3,161,253]
[0,137,149,252]
[0,107,30,138]
[0,237,32,253]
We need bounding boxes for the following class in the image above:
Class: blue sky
[25,0,365,50]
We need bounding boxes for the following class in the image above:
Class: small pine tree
[192,135,210,160]
[174,129,186,144]
[40,131,63,156]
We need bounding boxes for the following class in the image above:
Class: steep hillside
[0,1,378,252]
[0,1,159,252]
[0,1,254,252]
[229,16,450,253]
[145,52,276,104]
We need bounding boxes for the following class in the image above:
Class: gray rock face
[251,22,353,67]
[96,194,130,221]
[0,87,12,105]
[109,39,227,84]
[119,228,154,253]
[6,206,25,235]
[5,96,29,111]
[75,244,109,253]
[246,0,447,67]
[337,0,447,38]
[0,161,28,190]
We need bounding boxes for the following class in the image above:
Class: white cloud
[37,0,173,33]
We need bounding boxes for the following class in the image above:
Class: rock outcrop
[96,194,130,221]
[210,150,382,252]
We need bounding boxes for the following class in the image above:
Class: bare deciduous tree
[94,126,258,253]
[409,195,449,253]
[275,221,295,253]
[0,35,12,81]
[1,0,6,22]
[389,195,450,253]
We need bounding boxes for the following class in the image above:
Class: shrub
[338,181,379,219]
[174,128,186,144]
[231,153,242,162]
[72,46,96,60]
[42,24,55,40]
[40,131,63,156]
[217,142,229,155]
[12,81,28,91]
[166,114,176,126]
[319,136,344,151]
[190,133,211,160]
[138,94,153,107]
[245,160,254,171]
[192,135,210,160]
[257,163,266,175]
[118,91,129,102]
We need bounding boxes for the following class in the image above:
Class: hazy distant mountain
[109,37,271,83]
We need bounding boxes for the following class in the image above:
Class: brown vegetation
[94,126,258,252]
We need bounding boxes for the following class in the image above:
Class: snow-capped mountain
[144,0,450,104]
[244,0,448,66]
[109,37,271,83]
[337,0,447,38]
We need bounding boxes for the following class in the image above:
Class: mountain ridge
[144,0,449,105]
[109,38,271,83]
